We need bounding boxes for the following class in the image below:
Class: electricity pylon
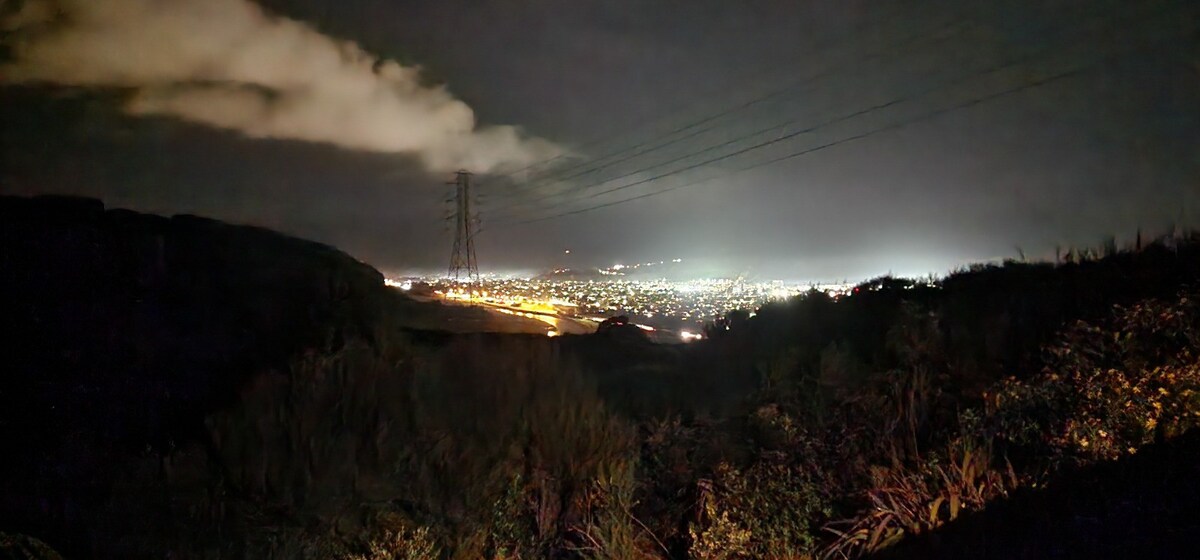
[446,170,479,282]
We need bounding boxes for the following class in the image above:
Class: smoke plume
[1,0,561,172]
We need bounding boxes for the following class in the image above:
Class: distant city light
[419,275,854,340]
[384,279,412,291]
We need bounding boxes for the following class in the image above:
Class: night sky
[2,0,1197,280]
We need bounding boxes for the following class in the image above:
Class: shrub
[346,524,440,560]
[570,459,666,560]
[987,292,1200,465]
[821,437,1014,559]
[690,456,830,559]
[688,494,753,560]
[487,474,537,559]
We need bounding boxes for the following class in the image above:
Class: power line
[490,2,1184,224]
[491,28,1183,228]
[498,24,962,194]
[473,1,937,191]
[500,70,1086,226]
[483,0,1161,201]
[485,16,972,211]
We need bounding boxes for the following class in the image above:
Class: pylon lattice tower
[446,170,479,282]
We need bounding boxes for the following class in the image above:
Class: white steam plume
[1,0,562,172]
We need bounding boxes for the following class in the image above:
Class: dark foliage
[4,195,1200,558]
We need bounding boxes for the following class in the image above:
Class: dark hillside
[0,195,394,555]
[0,196,682,558]
[704,237,1200,408]
[5,195,1200,559]
[1,195,388,444]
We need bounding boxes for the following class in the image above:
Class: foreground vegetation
[255,233,1200,559]
[4,196,1200,558]
[319,287,1200,559]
